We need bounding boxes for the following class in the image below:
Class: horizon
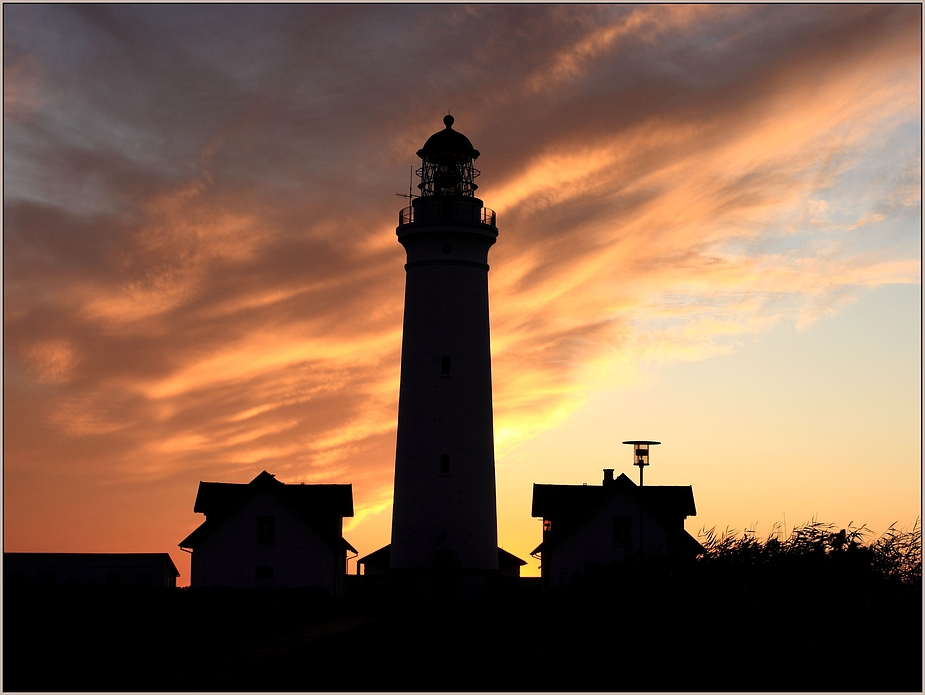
[4,4,921,584]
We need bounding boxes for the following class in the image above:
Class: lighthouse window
[440,454,450,476]
[441,355,451,375]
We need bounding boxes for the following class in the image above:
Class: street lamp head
[622,440,660,485]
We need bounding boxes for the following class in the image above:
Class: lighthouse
[389,116,500,588]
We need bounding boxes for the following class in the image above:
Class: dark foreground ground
[4,562,921,692]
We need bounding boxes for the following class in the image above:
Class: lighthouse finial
[444,114,454,128]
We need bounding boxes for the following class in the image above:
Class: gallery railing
[399,203,496,227]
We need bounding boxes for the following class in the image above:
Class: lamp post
[622,440,660,487]
[622,440,660,559]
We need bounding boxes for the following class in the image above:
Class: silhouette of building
[365,116,523,597]
[3,552,179,587]
[179,470,355,594]
[531,470,701,590]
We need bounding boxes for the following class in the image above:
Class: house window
[106,572,122,586]
[256,516,276,545]
[255,566,273,589]
[441,355,451,376]
[543,519,552,532]
[613,515,632,545]
[439,454,450,476]
[136,573,152,587]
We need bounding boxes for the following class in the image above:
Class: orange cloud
[2,5,918,575]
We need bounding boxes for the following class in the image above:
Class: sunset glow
[4,5,920,583]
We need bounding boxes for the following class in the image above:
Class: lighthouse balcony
[399,202,496,228]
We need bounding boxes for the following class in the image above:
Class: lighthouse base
[386,567,501,603]
[355,543,520,603]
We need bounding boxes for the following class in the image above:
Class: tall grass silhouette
[698,518,922,585]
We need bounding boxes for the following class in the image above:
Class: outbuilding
[3,552,179,587]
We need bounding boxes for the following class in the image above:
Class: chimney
[603,469,614,486]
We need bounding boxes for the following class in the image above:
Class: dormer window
[256,516,276,545]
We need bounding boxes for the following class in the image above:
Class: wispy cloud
[3,4,919,563]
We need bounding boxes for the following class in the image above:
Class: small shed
[3,552,179,588]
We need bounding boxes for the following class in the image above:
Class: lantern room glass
[417,158,480,197]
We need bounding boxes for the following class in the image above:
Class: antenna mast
[395,165,417,206]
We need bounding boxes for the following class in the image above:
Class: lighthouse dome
[416,115,480,161]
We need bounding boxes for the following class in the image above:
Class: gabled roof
[3,552,179,577]
[532,473,696,520]
[193,470,353,517]
[530,533,703,559]
[179,471,353,550]
[499,547,527,569]
[178,524,212,549]
[357,543,392,566]
[355,544,528,568]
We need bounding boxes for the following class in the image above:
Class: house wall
[189,490,345,595]
[544,493,675,589]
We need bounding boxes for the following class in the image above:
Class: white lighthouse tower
[389,115,500,590]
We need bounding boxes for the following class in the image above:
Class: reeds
[697,517,922,585]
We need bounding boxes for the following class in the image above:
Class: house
[531,469,702,590]
[3,552,179,588]
[356,543,527,578]
[179,470,355,595]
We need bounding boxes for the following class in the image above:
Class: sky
[3,4,921,584]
